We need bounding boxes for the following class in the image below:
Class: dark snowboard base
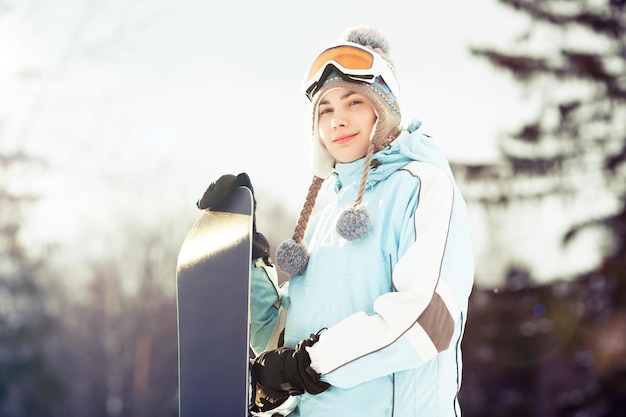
[176,187,253,417]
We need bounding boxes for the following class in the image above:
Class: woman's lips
[334,133,357,144]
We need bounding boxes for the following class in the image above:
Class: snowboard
[176,186,253,417]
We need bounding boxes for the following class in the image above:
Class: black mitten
[197,173,270,261]
[251,333,329,407]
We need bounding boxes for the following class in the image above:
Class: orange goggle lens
[306,45,374,81]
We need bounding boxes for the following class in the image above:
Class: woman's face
[317,88,376,164]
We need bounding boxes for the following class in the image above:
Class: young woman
[198,26,475,417]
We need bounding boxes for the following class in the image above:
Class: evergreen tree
[461,0,626,275]
[0,151,64,416]
[456,1,626,416]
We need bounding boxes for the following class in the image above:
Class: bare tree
[49,215,182,417]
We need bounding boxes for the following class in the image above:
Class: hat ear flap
[311,134,335,179]
[310,92,336,179]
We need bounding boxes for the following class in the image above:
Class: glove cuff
[285,334,330,395]
[252,232,270,260]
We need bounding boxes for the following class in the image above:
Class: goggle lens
[306,45,374,81]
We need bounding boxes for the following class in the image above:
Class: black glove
[251,333,329,412]
[197,173,270,261]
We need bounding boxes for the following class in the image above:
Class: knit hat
[276,26,402,276]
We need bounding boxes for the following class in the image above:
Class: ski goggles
[302,42,401,102]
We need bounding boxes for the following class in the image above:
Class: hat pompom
[340,26,390,56]
[336,206,371,241]
[276,239,310,275]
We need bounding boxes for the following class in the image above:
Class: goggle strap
[306,66,378,100]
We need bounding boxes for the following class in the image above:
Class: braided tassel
[336,142,375,241]
[276,176,324,275]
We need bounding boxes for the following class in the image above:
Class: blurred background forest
[2,0,626,416]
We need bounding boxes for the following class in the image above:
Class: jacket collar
[332,118,454,192]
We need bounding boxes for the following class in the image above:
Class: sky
[1,0,601,286]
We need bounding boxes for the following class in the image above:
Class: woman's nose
[331,112,348,129]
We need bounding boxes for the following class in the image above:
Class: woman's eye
[320,107,332,115]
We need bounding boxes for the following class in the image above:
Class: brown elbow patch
[417,293,454,351]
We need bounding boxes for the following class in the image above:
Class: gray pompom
[276,239,310,276]
[341,26,390,55]
[336,206,371,241]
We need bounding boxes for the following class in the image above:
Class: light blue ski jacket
[251,119,475,417]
